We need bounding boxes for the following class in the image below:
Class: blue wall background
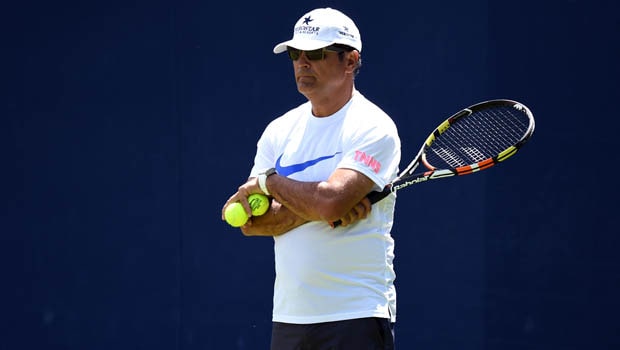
[3,0,619,349]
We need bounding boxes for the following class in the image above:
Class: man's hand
[333,197,371,227]
[221,177,263,221]
[222,177,308,236]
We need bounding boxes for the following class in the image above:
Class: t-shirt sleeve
[337,127,401,192]
[249,122,278,178]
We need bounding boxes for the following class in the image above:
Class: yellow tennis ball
[248,194,270,216]
[224,202,249,227]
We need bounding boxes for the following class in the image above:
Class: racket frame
[370,99,535,203]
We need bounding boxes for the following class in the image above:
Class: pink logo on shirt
[354,151,381,173]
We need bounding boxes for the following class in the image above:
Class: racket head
[419,99,535,175]
[363,99,535,206]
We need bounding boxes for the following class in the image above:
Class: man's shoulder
[351,92,391,118]
[276,101,311,121]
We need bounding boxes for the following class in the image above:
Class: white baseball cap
[273,8,362,54]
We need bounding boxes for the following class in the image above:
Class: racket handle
[367,187,392,204]
[331,186,393,228]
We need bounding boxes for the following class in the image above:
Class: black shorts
[270,317,395,350]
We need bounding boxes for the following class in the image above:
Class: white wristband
[258,173,270,196]
[258,168,276,196]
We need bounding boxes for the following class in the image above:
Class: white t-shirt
[250,91,401,324]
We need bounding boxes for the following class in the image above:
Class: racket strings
[426,106,530,168]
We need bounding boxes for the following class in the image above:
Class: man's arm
[239,199,308,236]
[221,168,374,235]
[265,168,375,223]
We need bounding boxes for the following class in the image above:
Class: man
[222,7,401,349]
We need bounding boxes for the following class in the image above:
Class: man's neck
[309,85,355,117]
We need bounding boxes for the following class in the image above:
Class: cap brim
[273,38,334,54]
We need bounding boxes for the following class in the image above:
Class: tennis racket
[334,99,535,227]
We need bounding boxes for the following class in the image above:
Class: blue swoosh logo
[275,152,342,176]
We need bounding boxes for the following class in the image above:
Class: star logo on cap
[303,16,313,25]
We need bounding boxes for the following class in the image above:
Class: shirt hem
[272,310,395,324]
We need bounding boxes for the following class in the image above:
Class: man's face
[290,47,352,100]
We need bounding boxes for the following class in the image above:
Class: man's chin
[296,83,315,96]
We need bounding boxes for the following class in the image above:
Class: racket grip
[331,187,393,228]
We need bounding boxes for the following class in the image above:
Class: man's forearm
[240,199,308,236]
[267,176,328,221]
[265,170,372,223]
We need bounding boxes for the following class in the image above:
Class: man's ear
[346,50,360,74]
